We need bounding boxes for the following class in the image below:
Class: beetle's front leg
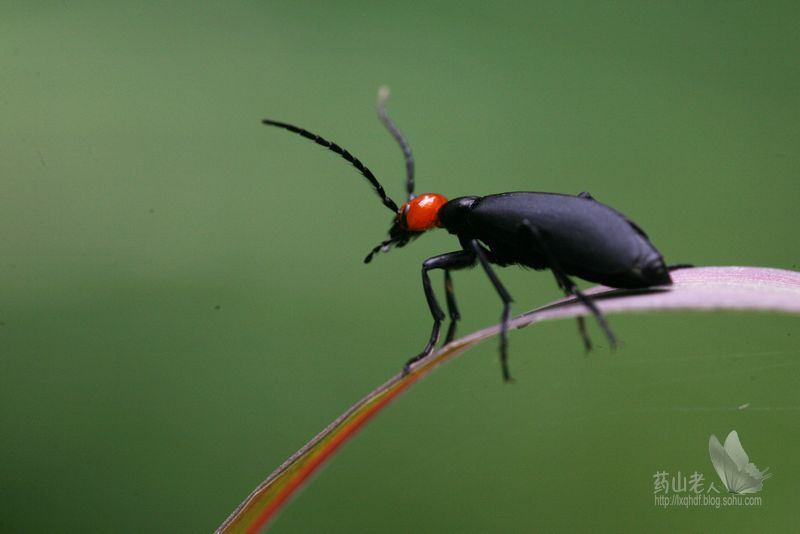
[404,250,475,374]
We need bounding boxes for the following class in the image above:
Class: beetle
[262,88,676,381]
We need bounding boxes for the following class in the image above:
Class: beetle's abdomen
[586,248,672,288]
[465,192,671,289]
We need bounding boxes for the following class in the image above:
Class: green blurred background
[2,2,798,532]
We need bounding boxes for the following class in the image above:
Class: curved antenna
[262,119,399,213]
[377,86,415,200]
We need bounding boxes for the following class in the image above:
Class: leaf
[215,266,800,533]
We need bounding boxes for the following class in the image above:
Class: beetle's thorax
[438,196,478,235]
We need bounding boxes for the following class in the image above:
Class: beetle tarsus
[497,303,516,384]
[576,315,593,352]
[402,355,422,376]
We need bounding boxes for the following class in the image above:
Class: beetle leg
[443,269,461,344]
[547,271,591,350]
[521,220,618,350]
[577,191,595,200]
[469,239,516,383]
[549,271,592,352]
[560,276,617,350]
[575,316,593,352]
[404,251,475,375]
[667,263,694,271]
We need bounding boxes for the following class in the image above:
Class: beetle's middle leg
[468,239,515,382]
[404,250,475,375]
[520,220,618,350]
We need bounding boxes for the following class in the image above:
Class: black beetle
[263,88,676,381]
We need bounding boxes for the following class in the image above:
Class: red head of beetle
[363,192,448,263]
[397,193,448,232]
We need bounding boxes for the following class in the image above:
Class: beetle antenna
[262,118,399,213]
[377,86,415,201]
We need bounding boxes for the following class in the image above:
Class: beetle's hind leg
[557,275,618,350]
[520,220,618,351]
[552,272,593,352]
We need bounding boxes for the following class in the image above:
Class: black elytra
[262,88,677,382]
